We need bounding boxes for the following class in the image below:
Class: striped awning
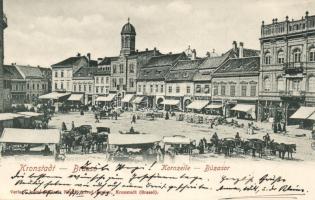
[161,99,180,105]
[67,94,84,102]
[96,94,116,102]
[121,94,134,103]
[290,106,315,119]
[205,104,223,109]
[38,92,70,100]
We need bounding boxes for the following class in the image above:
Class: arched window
[293,48,301,63]
[264,77,271,91]
[264,52,271,65]
[277,77,285,91]
[277,50,285,64]
[309,47,315,62]
[308,76,315,92]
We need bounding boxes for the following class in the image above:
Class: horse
[220,139,236,157]
[248,139,265,158]
[276,143,296,159]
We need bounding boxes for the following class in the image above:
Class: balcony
[280,90,306,101]
[283,62,304,75]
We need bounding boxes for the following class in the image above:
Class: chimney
[77,53,81,57]
[306,11,309,18]
[87,53,91,61]
[153,47,157,56]
[169,52,172,55]
[232,41,237,51]
[239,42,244,58]
[192,49,196,60]
[206,52,211,57]
[145,48,148,51]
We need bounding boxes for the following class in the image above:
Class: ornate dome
[121,18,136,35]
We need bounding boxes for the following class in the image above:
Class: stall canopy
[186,100,209,110]
[38,92,70,100]
[205,104,223,109]
[0,113,25,121]
[161,99,180,105]
[17,112,43,117]
[133,96,145,104]
[108,134,161,145]
[0,128,60,144]
[290,106,315,119]
[163,135,191,144]
[96,94,116,102]
[67,94,84,102]
[121,94,134,103]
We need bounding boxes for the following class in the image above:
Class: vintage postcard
[0,0,315,199]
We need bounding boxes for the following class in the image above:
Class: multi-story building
[38,66,52,93]
[107,19,160,106]
[15,65,50,103]
[51,53,94,92]
[3,65,26,104]
[212,56,260,119]
[165,58,203,111]
[0,0,8,112]
[137,52,187,109]
[72,66,97,104]
[95,57,111,97]
[258,12,315,125]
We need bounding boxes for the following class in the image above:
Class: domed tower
[120,18,136,56]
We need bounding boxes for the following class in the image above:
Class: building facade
[258,12,315,124]
[3,65,26,104]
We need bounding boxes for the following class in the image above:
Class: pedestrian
[165,112,169,120]
[282,122,286,133]
[277,122,282,132]
[131,114,136,124]
[71,121,75,130]
[95,113,99,123]
[273,122,277,133]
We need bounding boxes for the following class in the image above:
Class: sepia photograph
[0,0,315,199]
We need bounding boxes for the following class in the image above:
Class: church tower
[120,18,136,56]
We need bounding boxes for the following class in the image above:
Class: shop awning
[290,106,315,119]
[161,99,180,105]
[96,94,116,102]
[108,134,161,145]
[205,104,223,109]
[0,128,60,144]
[121,94,134,103]
[231,104,255,113]
[0,113,25,121]
[38,92,70,100]
[186,100,209,110]
[163,135,191,144]
[67,94,83,102]
[133,96,145,104]
[17,112,43,117]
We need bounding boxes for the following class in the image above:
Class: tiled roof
[15,65,43,79]
[94,69,111,76]
[214,56,260,75]
[98,56,119,65]
[193,70,212,81]
[51,56,86,68]
[143,53,186,68]
[138,53,186,81]
[198,54,229,69]
[73,67,97,79]
[3,65,24,79]
[165,59,203,82]
[89,60,98,67]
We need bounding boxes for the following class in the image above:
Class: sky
[3,0,315,67]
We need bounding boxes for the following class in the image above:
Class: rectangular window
[187,86,191,93]
[204,85,210,94]
[221,85,226,96]
[84,85,86,92]
[250,85,256,97]
[138,85,141,92]
[101,86,104,93]
[155,85,158,92]
[310,51,315,62]
[61,71,64,78]
[241,85,247,96]
[96,77,99,84]
[129,78,134,88]
[176,86,180,93]
[143,85,146,93]
[113,65,117,73]
[96,86,99,93]
[119,64,124,73]
[196,85,201,93]
[106,77,109,84]
[112,78,116,87]
[89,85,92,92]
[230,85,236,97]
[73,85,76,92]
[129,64,134,73]
[161,85,164,93]
[79,85,81,92]
[150,85,153,93]
[213,85,218,96]
[101,77,104,83]
[168,86,172,93]
[119,78,123,85]
[55,71,58,78]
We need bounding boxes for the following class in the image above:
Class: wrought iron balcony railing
[283,62,304,74]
